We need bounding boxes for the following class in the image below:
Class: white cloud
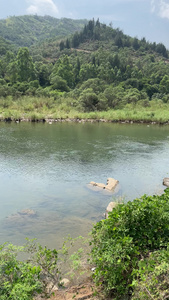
[151,0,169,20]
[26,0,58,16]
[159,0,169,19]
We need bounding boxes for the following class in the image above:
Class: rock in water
[105,201,118,219]
[6,209,37,224]
[105,178,119,191]
[89,177,119,191]
[95,183,107,188]
[163,178,169,187]
[18,209,37,217]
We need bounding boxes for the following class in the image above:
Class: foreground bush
[0,239,60,300]
[132,247,169,299]
[90,188,169,299]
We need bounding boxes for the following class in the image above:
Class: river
[0,121,168,248]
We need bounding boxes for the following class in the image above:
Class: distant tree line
[59,19,168,58]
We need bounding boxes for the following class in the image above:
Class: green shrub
[79,88,99,112]
[132,246,169,299]
[90,189,169,298]
[0,239,60,300]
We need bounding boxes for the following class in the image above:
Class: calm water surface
[0,122,169,248]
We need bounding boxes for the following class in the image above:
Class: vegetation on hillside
[0,36,15,55]
[0,15,87,47]
[0,18,169,120]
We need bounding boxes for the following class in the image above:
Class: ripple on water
[0,122,168,247]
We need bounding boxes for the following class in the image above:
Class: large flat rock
[105,178,119,191]
[90,177,119,192]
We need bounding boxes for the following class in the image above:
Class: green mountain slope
[0,15,87,47]
[0,18,169,118]
[29,18,168,64]
[0,36,15,55]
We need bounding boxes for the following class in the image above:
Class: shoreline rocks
[1,116,169,125]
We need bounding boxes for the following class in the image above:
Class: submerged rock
[89,177,119,192]
[6,209,37,223]
[18,209,37,217]
[163,178,169,187]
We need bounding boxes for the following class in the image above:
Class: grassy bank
[0,96,169,124]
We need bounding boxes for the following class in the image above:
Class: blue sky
[1,0,169,49]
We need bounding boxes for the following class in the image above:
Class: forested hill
[0,36,15,56]
[0,15,87,47]
[0,18,169,115]
[60,19,168,57]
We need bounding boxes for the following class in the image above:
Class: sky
[0,0,169,49]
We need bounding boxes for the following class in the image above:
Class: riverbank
[1,105,169,124]
[2,116,169,125]
[2,117,169,125]
[1,96,169,124]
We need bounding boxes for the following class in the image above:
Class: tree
[73,57,81,84]
[114,35,123,48]
[72,32,80,48]
[124,88,141,104]
[97,93,108,110]
[79,63,97,82]
[59,41,65,51]
[78,78,106,95]
[79,88,99,111]
[50,75,69,92]
[17,47,36,82]
[51,55,74,88]
[104,86,125,108]
[160,75,169,93]
[98,62,115,83]
[112,54,120,68]
[6,61,18,83]
[132,37,140,50]
[0,59,6,78]
[65,38,70,49]
[156,43,168,58]
[36,63,51,87]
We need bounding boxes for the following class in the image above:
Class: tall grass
[0,96,169,123]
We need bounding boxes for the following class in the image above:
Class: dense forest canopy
[0,16,169,113]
